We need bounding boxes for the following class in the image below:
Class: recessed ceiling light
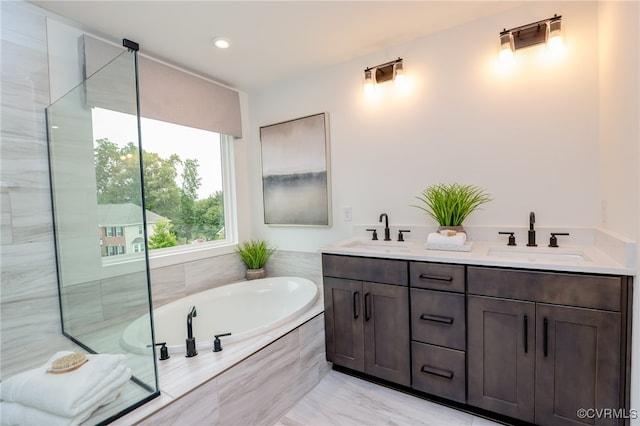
[213,37,230,49]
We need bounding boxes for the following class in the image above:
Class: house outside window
[98,203,168,257]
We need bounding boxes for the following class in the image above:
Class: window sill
[148,241,237,270]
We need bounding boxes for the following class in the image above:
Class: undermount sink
[487,246,589,262]
[340,240,412,253]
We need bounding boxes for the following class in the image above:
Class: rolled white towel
[426,232,467,246]
[0,386,123,426]
[1,351,131,418]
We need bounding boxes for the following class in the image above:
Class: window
[117,245,124,254]
[92,108,236,262]
[106,227,113,237]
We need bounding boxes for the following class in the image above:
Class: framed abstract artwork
[260,113,331,226]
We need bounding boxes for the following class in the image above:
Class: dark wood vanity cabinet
[322,253,632,426]
[467,266,631,426]
[322,254,410,386]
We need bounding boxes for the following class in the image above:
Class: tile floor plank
[276,370,503,426]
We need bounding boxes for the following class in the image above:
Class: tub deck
[111,288,325,425]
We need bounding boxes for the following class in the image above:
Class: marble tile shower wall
[0,1,62,380]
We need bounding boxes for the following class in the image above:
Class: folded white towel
[0,386,122,426]
[1,351,131,418]
[425,241,473,252]
[426,232,467,246]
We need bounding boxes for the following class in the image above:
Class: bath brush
[48,352,88,374]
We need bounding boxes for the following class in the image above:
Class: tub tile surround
[149,250,322,308]
[115,309,328,426]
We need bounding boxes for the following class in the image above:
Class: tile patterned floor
[276,370,503,426]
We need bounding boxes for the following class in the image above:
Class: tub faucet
[186,306,198,357]
[527,212,537,247]
[379,213,391,241]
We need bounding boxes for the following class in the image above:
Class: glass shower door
[47,48,159,423]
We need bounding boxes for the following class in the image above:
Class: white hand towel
[426,232,467,246]
[0,386,123,426]
[1,351,130,418]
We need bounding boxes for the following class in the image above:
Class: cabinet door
[468,295,536,422]
[363,282,410,386]
[323,277,364,372]
[535,304,621,426]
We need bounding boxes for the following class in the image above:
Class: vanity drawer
[467,266,623,311]
[412,342,466,403]
[410,262,465,293]
[411,289,465,350]
[322,254,408,286]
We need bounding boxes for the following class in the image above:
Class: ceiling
[30,1,522,93]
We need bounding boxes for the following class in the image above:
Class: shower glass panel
[47,49,159,423]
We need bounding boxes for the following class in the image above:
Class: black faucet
[379,213,391,241]
[527,212,537,247]
[186,306,198,357]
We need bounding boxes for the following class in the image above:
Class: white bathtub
[121,276,318,354]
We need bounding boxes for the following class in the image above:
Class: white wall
[244,2,640,420]
[597,2,640,423]
[247,1,602,252]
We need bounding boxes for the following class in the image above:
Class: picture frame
[260,113,331,226]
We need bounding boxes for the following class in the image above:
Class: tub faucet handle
[366,228,378,240]
[213,333,232,352]
[147,342,170,361]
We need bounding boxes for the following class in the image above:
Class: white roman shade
[82,35,242,138]
[137,56,242,138]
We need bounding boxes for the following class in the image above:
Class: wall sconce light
[499,14,562,59]
[363,57,404,93]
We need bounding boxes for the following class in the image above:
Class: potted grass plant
[235,239,276,280]
[413,183,492,231]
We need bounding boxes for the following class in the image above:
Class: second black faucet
[379,213,391,241]
[527,212,537,247]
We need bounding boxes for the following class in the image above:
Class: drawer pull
[418,274,453,283]
[420,314,454,325]
[421,364,454,380]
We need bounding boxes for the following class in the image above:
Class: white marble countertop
[321,230,635,276]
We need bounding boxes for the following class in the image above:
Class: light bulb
[547,18,563,52]
[393,61,406,88]
[499,31,514,64]
[213,37,230,49]
[363,69,375,95]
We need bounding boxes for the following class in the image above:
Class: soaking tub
[121,276,319,354]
